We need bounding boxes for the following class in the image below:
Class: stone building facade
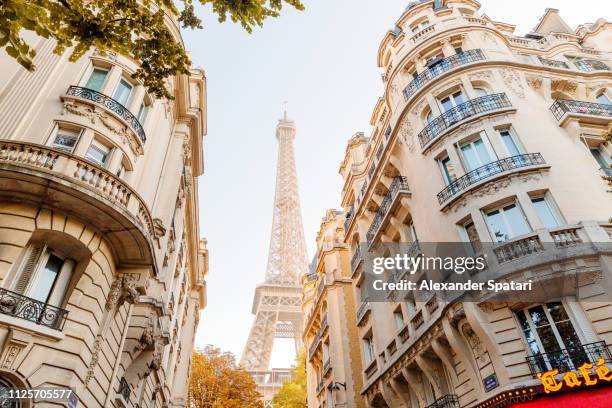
[308,1,612,407]
[0,9,208,408]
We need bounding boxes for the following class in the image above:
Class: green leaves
[0,0,304,98]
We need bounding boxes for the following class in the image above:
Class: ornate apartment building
[0,8,208,408]
[306,1,612,408]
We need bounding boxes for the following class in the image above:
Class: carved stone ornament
[469,70,493,82]
[92,48,118,61]
[411,98,429,117]
[500,68,525,99]
[61,101,144,155]
[182,134,192,165]
[551,79,578,95]
[135,320,156,353]
[105,274,144,311]
[526,76,543,91]
[84,334,103,385]
[461,322,491,365]
[153,218,167,238]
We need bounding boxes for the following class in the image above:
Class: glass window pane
[85,69,107,91]
[474,88,488,97]
[532,197,559,228]
[536,326,562,353]
[453,91,465,105]
[113,79,133,105]
[501,131,522,156]
[597,93,611,105]
[528,305,550,327]
[86,144,109,166]
[461,143,480,171]
[52,129,78,152]
[590,148,609,169]
[486,209,509,242]
[503,204,530,237]
[441,97,454,112]
[28,254,63,302]
[473,139,492,165]
[556,321,582,350]
[137,103,148,123]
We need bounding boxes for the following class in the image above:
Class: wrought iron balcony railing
[404,50,485,101]
[344,204,355,231]
[366,176,410,246]
[525,341,611,377]
[323,358,331,374]
[357,298,371,323]
[0,287,68,330]
[538,57,569,69]
[118,377,131,402]
[418,93,512,148]
[437,153,546,205]
[550,99,612,121]
[351,245,363,274]
[574,59,610,72]
[308,315,329,359]
[66,86,147,143]
[425,394,460,408]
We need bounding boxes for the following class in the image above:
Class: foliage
[0,0,304,98]
[272,351,307,408]
[189,345,263,408]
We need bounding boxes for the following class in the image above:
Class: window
[596,92,611,105]
[499,129,523,157]
[485,202,531,242]
[137,102,149,124]
[393,308,404,331]
[459,135,494,172]
[14,245,74,307]
[439,90,465,112]
[117,162,127,178]
[85,140,111,166]
[50,126,80,153]
[473,87,488,97]
[460,220,481,254]
[359,283,368,303]
[362,334,375,363]
[113,79,133,106]
[516,302,584,371]
[85,68,108,92]
[426,110,434,123]
[531,196,561,228]
[322,342,329,362]
[439,156,457,185]
[590,147,611,174]
[326,389,334,408]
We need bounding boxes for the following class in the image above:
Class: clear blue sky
[184,0,611,365]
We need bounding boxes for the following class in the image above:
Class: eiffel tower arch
[241,112,308,406]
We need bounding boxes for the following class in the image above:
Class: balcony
[425,394,460,408]
[357,298,371,325]
[403,50,485,101]
[308,315,329,360]
[574,60,610,72]
[437,153,547,206]
[550,99,612,125]
[323,358,331,375]
[366,176,410,246]
[344,204,355,232]
[418,93,513,149]
[0,141,155,266]
[65,86,146,143]
[525,341,611,377]
[0,287,68,330]
[493,226,583,264]
[351,245,363,275]
[538,57,570,69]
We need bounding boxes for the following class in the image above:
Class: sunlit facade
[332,1,612,407]
[0,9,208,408]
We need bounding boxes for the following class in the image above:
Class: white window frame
[438,155,456,185]
[438,89,466,112]
[85,139,112,167]
[484,200,532,242]
[113,77,134,106]
[498,127,525,158]
[530,194,563,229]
[362,335,375,363]
[393,308,404,331]
[81,66,109,92]
[19,245,74,307]
[48,124,81,153]
[457,131,497,172]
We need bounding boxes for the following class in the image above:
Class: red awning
[511,387,612,408]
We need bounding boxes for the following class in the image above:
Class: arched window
[596,92,611,105]
[473,87,488,97]
[0,377,21,408]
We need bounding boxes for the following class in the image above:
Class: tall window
[499,129,523,157]
[85,68,108,92]
[50,126,80,153]
[85,140,111,167]
[531,196,561,228]
[516,302,584,371]
[473,87,488,97]
[137,102,149,124]
[362,333,375,363]
[439,155,457,185]
[459,135,494,172]
[460,219,481,254]
[485,202,530,242]
[14,244,74,307]
[113,79,133,106]
[393,308,404,331]
[590,147,611,175]
[439,90,465,112]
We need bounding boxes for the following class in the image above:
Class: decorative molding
[500,68,525,99]
[468,70,493,82]
[84,334,103,385]
[0,329,31,371]
[105,274,144,311]
[526,75,543,91]
[153,218,167,239]
[551,79,578,95]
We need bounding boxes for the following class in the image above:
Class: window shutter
[14,244,43,294]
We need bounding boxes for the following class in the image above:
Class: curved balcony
[351,245,363,275]
[65,86,147,144]
[550,99,612,126]
[357,298,371,325]
[574,59,610,72]
[437,153,547,206]
[418,93,513,150]
[403,50,485,101]
[0,141,156,266]
[366,176,410,247]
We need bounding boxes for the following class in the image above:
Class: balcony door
[459,134,495,176]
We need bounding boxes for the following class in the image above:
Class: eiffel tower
[240,111,308,407]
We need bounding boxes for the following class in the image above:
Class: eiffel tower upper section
[264,111,308,287]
